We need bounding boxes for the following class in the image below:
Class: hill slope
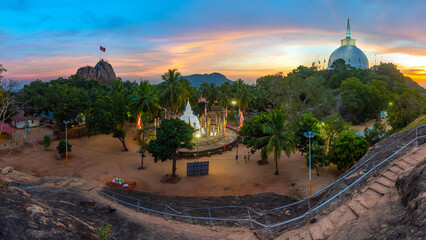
[182,72,233,88]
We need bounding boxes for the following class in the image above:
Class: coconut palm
[157,69,187,118]
[217,82,232,108]
[260,110,297,175]
[236,83,252,112]
[129,80,160,118]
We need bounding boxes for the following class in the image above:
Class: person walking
[247,152,250,161]
[244,155,247,164]
[235,155,238,164]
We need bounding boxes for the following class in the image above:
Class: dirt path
[276,146,425,240]
[1,131,342,198]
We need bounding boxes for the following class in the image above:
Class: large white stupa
[328,19,369,69]
[180,101,201,132]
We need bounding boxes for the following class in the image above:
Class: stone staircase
[277,146,425,240]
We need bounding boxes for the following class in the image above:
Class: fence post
[208,208,213,224]
[307,199,317,223]
[372,157,378,177]
[247,207,253,228]
[416,127,418,147]
[137,200,139,212]
[263,213,272,237]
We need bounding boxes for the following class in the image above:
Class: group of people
[235,151,250,164]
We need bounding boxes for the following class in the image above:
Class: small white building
[11,112,40,129]
[180,101,202,133]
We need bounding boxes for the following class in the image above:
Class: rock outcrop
[76,59,117,85]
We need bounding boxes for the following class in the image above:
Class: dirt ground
[1,126,343,198]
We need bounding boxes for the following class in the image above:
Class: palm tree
[129,81,160,117]
[128,81,160,169]
[157,69,187,118]
[236,83,252,112]
[217,82,232,108]
[206,82,218,105]
[260,110,297,175]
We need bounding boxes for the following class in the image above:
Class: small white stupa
[180,101,201,132]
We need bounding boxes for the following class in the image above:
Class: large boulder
[76,59,117,85]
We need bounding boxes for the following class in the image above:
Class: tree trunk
[316,166,320,176]
[172,155,177,180]
[139,132,145,169]
[120,137,128,151]
[274,154,279,175]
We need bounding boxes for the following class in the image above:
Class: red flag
[318,60,320,65]
[100,46,106,52]
[204,105,207,116]
[225,108,228,118]
[312,62,315,67]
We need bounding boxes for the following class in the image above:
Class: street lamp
[63,120,69,166]
[304,131,316,196]
[196,132,201,176]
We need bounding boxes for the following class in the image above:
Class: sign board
[187,161,209,176]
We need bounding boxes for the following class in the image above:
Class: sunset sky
[1,0,425,87]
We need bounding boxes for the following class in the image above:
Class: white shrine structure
[180,102,202,133]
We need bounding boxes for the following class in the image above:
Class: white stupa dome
[328,19,369,69]
[180,101,201,132]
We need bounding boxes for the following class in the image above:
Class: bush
[43,135,51,149]
[328,130,368,170]
[57,139,72,157]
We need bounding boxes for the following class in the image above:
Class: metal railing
[98,124,425,236]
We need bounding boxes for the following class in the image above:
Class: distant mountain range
[181,72,233,88]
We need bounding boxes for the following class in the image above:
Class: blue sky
[1,0,425,86]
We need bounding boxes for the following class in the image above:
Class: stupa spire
[346,18,351,39]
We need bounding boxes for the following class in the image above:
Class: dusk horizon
[1,0,425,87]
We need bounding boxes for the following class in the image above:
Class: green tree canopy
[328,130,368,170]
[148,118,194,181]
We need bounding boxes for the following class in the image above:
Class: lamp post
[231,100,238,163]
[196,132,201,176]
[304,131,316,196]
[63,120,69,166]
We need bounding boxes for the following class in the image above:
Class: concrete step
[358,189,383,209]
[394,161,411,170]
[388,165,404,174]
[376,176,394,188]
[348,200,368,217]
[369,182,390,195]
[382,171,398,181]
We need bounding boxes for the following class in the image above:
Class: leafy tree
[363,121,388,146]
[158,69,188,117]
[328,130,368,170]
[339,77,368,122]
[43,135,51,150]
[85,93,129,151]
[57,139,72,157]
[305,141,329,176]
[45,84,90,130]
[387,90,425,131]
[260,110,297,175]
[366,79,393,120]
[294,113,323,155]
[148,118,194,181]
[240,112,270,164]
[321,113,349,152]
